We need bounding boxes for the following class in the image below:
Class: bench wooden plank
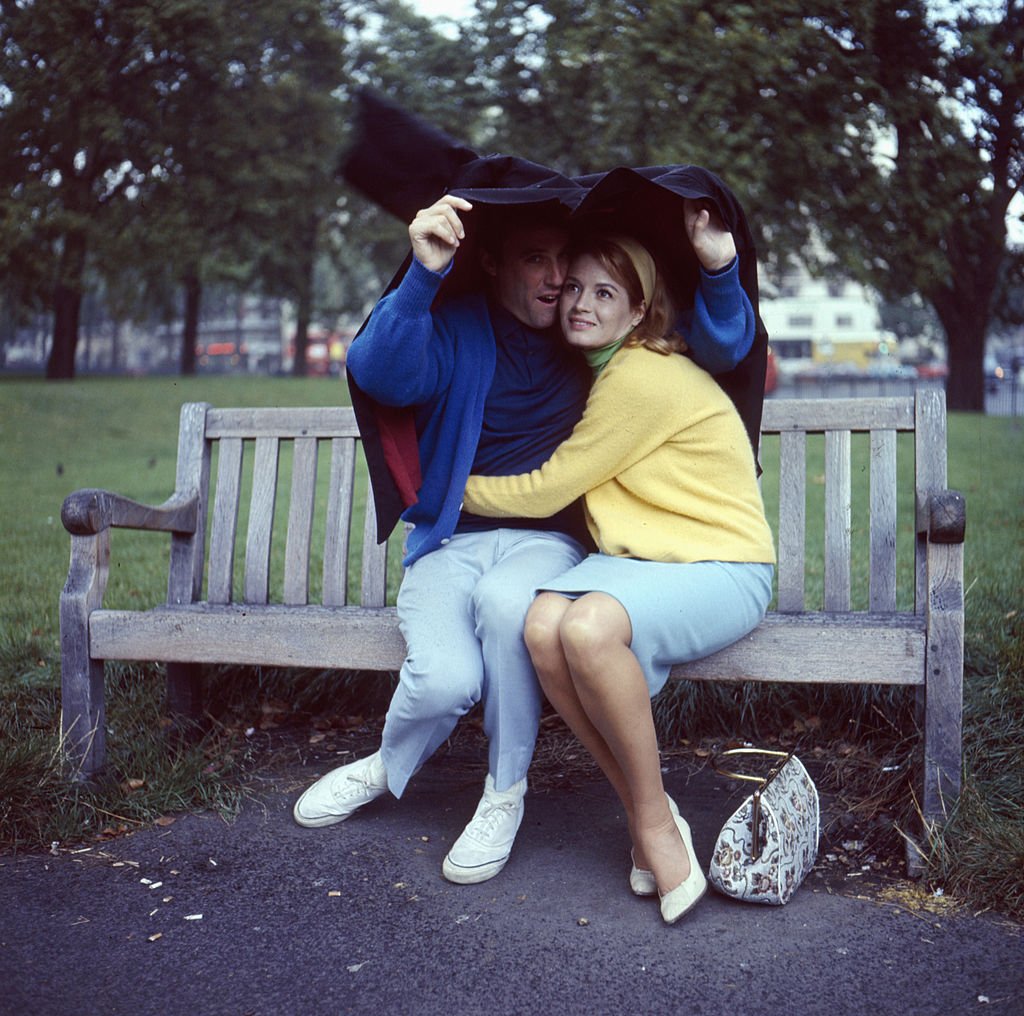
[206,406,361,439]
[360,481,387,607]
[88,606,926,686]
[207,436,244,604]
[167,402,211,606]
[323,437,356,607]
[824,429,852,610]
[91,605,407,671]
[244,437,279,604]
[671,612,926,685]
[915,388,947,613]
[761,397,916,432]
[284,437,318,605]
[870,429,898,611]
[776,429,806,612]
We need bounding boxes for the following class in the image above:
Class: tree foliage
[0,0,1019,403]
[461,0,1021,410]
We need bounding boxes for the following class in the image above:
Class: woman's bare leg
[556,593,691,893]
[525,594,637,812]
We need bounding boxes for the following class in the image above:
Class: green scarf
[583,337,628,375]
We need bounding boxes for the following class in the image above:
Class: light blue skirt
[540,555,774,697]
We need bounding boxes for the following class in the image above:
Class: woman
[461,233,776,924]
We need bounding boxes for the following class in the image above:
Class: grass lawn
[1,376,1022,918]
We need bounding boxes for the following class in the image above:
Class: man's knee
[397,657,483,718]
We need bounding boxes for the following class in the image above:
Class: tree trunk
[291,220,318,378]
[291,293,312,378]
[180,269,201,376]
[46,231,88,379]
[931,295,987,413]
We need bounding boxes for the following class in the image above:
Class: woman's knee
[559,593,632,664]
[523,594,569,667]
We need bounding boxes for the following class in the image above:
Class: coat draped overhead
[342,90,769,544]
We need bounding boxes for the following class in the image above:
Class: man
[293,195,593,884]
[293,190,755,886]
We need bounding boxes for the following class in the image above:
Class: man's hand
[409,195,474,274]
[684,198,737,273]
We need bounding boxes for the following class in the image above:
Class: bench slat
[360,481,388,607]
[88,606,925,686]
[244,437,279,604]
[167,402,211,606]
[870,429,898,611]
[284,437,318,606]
[206,406,361,439]
[323,437,356,607]
[824,429,852,610]
[761,397,915,432]
[776,429,806,612]
[914,388,948,613]
[671,612,926,685]
[91,605,407,671]
[208,437,244,604]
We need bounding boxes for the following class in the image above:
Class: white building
[760,264,897,372]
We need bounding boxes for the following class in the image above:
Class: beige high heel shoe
[629,794,681,896]
[658,812,707,924]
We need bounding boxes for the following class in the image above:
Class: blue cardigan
[347,257,753,565]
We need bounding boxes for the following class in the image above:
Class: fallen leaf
[123,778,145,791]
[347,963,367,973]
[154,816,176,827]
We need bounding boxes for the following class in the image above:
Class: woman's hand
[684,198,737,273]
[409,195,474,273]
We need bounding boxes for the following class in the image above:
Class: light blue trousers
[380,529,585,797]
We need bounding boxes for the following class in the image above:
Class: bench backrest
[167,389,947,614]
[168,404,390,609]
[760,389,947,615]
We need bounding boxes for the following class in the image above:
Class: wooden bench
[60,391,965,861]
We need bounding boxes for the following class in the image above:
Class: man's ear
[480,249,498,278]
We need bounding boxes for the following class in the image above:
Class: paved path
[1,752,1021,1016]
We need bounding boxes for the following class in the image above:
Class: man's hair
[567,233,687,355]
[476,202,571,261]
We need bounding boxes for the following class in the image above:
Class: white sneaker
[292,751,388,828]
[442,774,526,884]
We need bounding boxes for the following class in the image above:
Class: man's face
[483,224,569,330]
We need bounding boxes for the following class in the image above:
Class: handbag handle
[712,747,792,787]
[712,748,794,860]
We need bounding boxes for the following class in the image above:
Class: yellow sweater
[463,345,776,565]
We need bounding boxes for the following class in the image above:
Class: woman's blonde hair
[567,233,687,355]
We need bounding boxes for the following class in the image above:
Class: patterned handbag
[707,748,819,905]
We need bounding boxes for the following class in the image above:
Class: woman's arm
[463,350,677,517]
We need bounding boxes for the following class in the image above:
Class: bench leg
[921,541,964,830]
[166,662,205,741]
[60,532,110,782]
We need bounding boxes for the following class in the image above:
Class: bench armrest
[61,488,199,536]
[925,488,966,545]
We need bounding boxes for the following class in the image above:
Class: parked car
[765,346,778,394]
[916,361,949,380]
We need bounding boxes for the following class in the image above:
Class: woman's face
[559,253,644,350]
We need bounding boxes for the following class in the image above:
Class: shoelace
[467,799,518,839]
[332,766,381,801]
